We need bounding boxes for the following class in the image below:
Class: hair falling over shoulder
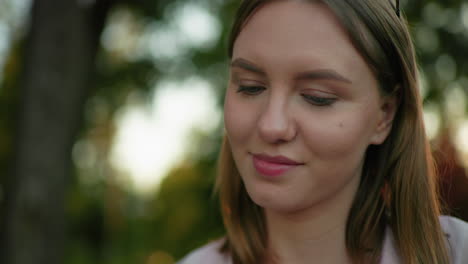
[216,0,451,263]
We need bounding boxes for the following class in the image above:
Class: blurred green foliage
[0,0,467,263]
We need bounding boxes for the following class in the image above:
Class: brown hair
[216,0,450,263]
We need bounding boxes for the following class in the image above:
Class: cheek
[224,90,257,146]
[300,108,377,160]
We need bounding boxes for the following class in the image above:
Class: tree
[1,1,112,263]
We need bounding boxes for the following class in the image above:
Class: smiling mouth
[251,153,304,178]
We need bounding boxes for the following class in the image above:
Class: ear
[370,94,398,145]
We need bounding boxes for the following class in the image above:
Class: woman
[180,0,468,263]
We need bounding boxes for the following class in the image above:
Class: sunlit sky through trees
[100,2,223,194]
[110,77,221,193]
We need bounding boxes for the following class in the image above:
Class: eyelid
[301,94,337,106]
[300,87,336,96]
[231,75,267,89]
[231,70,267,84]
[301,88,337,98]
[300,88,337,106]
[237,85,266,95]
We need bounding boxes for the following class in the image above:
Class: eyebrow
[230,58,266,76]
[230,57,352,84]
[295,69,352,84]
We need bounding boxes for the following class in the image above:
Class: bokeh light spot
[435,54,457,82]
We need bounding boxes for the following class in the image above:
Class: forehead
[232,1,370,81]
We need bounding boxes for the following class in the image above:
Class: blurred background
[0,0,467,263]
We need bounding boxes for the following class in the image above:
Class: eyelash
[236,85,265,95]
[301,94,337,106]
[236,85,336,106]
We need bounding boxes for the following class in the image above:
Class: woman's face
[224,1,395,214]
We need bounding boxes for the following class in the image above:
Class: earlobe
[370,94,398,145]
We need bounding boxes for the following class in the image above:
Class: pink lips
[252,153,303,178]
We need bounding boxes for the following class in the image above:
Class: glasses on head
[389,0,401,17]
[396,0,400,17]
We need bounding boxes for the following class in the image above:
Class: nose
[257,95,296,144]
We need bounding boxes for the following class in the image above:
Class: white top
[179,215,468,264]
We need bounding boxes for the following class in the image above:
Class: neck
[265,210,350,264]
[264,175,360,264]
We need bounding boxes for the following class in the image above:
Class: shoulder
[178,239,231,264]
[381,215,468,264]
[440,215,468,264]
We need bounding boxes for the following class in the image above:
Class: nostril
[257,116,296,144]
[257,97,297,143]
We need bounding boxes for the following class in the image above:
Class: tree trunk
[1,0,111,263]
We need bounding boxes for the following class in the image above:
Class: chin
[244,182,303,214]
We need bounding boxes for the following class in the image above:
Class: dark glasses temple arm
[396,0,400,17]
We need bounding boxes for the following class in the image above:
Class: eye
[237,85,266,96]
[301,94,337,106]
